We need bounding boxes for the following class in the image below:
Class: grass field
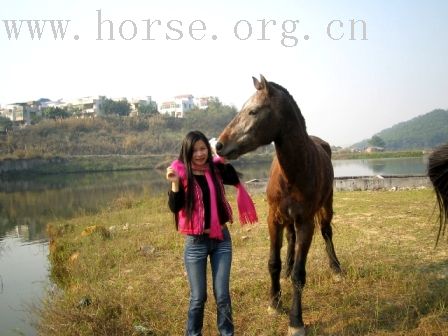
[38,189,448,335]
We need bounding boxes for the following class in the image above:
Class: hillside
[0,100,240,159]
[353,109,448,150]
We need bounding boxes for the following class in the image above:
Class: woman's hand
[166,167,179,182]
[166,167,180,192]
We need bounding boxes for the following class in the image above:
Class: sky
[1,0,447,146]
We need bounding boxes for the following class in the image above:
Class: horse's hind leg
[267,207,283,311]
[289,218,314,336]
[320,193,342,273]
[284,224,295,278]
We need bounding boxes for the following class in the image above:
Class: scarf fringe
[236,183,258,225]
[215,155,258,225]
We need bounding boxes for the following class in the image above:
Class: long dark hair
[428,143,448,243]
[178,130,226,224]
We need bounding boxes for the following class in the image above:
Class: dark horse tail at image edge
[428,143,448,244]
[216,75,342,336]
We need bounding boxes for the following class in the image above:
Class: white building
[1,104,24,122]
[194,97,210,110]
[128,96,157,116]
[65,96,106,116]
[0,103,41,124]
[66,95,157,117]
[159,95,210,118]
[40,99,66,109]
[159,94,194,118]
[0,95,159,121]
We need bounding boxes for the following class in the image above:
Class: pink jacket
[170,159,233,240]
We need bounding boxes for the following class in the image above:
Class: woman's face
[192,140,209,167]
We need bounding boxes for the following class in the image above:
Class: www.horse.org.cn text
[1,9,367,47]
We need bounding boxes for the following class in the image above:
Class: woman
[166,130,257,336]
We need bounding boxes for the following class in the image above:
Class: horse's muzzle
[216,141,240,160]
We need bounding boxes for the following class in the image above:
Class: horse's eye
[248,109,258,116]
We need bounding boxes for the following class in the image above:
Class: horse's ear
[259,74,271,94]
[253,75,268,91]
[253,76,262,90]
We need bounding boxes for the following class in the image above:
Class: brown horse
[428,143,448,243]
[216,75,341,336]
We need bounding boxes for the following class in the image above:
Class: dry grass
[38,189,448,335]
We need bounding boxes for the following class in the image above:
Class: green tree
[137,102,158,116]
[182,97,237,136]
[368,135,386,148]
[42,107,71,120]
[0,115,13,132]
[102,99,131,116]
[67,105,83,117]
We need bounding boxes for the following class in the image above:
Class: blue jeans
[184,227,234,336]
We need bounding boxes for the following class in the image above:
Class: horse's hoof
[332,273,343,283]
[267,305,280,315]
[288,326,306,336]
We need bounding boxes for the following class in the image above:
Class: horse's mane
[269,81,307,132]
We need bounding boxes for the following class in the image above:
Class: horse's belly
[268,193,305,225]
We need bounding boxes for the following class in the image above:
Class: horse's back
[309,136,334,187]
[310,135,332,159]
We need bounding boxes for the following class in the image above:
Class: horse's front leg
[267,207,284,312]
[288,219,314,336]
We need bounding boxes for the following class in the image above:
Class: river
[0,156,428,335]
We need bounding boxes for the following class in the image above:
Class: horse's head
[216,75,284,159]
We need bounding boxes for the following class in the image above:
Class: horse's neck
[275,125,313,183]
[272,93,314,185]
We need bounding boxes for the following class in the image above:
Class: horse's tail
[428,143,448,243]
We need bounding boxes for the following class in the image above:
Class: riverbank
[0,155,173,176]
[244,175,431,193]
[331,150,425,160]
[0,151,424,176]
[0,153,275,176]
[38,189,448,335]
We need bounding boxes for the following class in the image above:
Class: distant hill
[352,109,448,150]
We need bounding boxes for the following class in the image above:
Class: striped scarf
[170,158,257,240]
